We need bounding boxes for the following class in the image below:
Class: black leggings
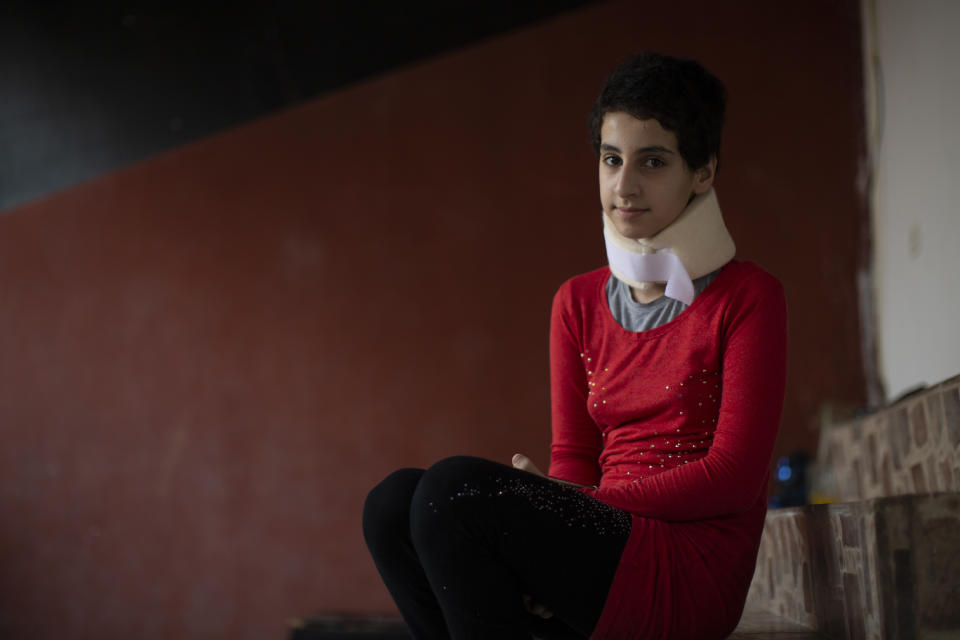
[362,456,631,640]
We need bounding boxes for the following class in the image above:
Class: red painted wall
[0,1,866,638]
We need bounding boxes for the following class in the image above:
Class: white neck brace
[603,187,736,305]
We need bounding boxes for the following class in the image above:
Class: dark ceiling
[0,1,597,212]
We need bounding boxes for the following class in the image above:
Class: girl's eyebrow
[599,143,676,155]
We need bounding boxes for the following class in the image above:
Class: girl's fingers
[512,453,545,476]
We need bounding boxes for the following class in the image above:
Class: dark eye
[644,157,665,168]
[602,155,622,167]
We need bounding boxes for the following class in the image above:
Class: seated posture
[363,51,787,640]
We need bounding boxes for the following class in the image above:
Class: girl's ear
[692,155,718,194]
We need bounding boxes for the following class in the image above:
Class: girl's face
[599,112,715,239]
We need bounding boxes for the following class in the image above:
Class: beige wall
[863,0,960,401]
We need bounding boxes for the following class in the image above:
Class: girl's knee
[417,455,499,496]
[409,456,507,535]
[362,468,423,549]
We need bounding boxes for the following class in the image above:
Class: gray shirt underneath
[605,269,721,332]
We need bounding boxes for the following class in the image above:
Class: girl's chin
[612,220,655,240]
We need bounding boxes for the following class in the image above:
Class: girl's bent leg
[362,468,451,640]
[409,456,631,640]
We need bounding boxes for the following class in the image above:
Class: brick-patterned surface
[747,494,960,639]
[730,601,825,638]
[814,375,960,501]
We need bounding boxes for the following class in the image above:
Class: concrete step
[287,602,825,639]
[287,614,409,639]
[748,492,960,639]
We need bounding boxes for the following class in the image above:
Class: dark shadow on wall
[0,1,596,212]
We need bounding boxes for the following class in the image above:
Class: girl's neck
[630,283,666,304]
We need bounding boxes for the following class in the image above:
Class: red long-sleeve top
[549,261,787,640]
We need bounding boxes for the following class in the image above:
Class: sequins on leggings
[427,476,631,537]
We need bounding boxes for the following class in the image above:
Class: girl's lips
[615,207,650,220]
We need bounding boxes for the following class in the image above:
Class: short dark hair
[588,51,727,171]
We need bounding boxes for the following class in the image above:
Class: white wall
[863,0,960,401]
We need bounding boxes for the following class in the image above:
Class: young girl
[363,51,787,640]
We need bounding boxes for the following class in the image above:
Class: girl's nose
[614,167,640,198]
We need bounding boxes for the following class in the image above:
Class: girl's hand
[522,593,554,619]
[511,453,545,476]
[512,453,596,489]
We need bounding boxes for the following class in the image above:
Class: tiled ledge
[747,493,960,640]
[730,601,825,638]
[815,374,960,501]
